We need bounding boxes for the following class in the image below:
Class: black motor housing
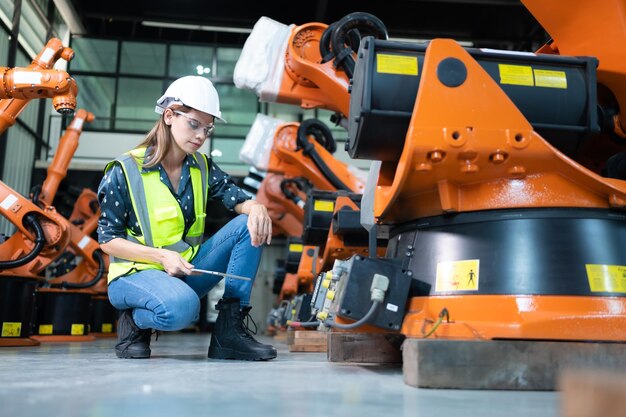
[348,38,599,161]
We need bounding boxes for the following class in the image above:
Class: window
[216,47,240,78]
[120,41,165,76]
[70,39,118,73]
[215,84,258,135]
[0,0,14,30]
[18,0,47,57]
[73,75,116,130]
[169,44,213,78]
[115,77,162,131]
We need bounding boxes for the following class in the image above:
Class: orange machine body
[277,23,350,115]
[374,39,626,224]
[68,188,100,235]
[256,172,304,238]
[260,121,365,239]
[370,39,626,341]
[268,122,365,193]
[39,110,95,207]
[0,38,77,132]
[523,0,626,138]
[318,195,383,274]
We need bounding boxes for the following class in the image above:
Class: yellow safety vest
[106,147,208,282]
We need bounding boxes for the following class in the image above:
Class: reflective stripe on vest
[106,148,209,282]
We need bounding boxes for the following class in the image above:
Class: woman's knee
[231,214,252,240]
[153,290,200,331]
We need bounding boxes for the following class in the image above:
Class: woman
[97,76,276,361]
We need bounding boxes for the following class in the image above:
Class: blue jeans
[107,215,262,331]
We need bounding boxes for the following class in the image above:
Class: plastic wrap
[239,114,285,170]
[233,17,294,102]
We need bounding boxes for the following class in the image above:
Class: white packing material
[233,16,294,102]
[239,114,286,171]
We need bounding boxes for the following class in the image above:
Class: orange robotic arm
[0,38,77,135]
[0,107,106,291]
[237,13,387,117]
[36,109,95,207]
[256,173,304,238]
[0,178,106,292]
[268,121,365,193]
[0,66,77,114]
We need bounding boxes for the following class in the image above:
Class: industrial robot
[240,5,626,347]
[0,40,109,345]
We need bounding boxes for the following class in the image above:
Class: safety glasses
[173,110,215,137]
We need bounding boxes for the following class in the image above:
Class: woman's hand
[245,202,272,247]
[158,249,194,276]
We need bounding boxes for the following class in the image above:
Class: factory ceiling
[67,0,547,51]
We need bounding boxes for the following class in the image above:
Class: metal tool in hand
[190,268,251,281]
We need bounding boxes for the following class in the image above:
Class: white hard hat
[155,76,225,122]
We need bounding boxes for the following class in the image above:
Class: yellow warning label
[435,259,480,292]
[1,322,22,337]
[289,243,303,253]
[499,64,534,86]
[101,323,113,333]
[71,324,85,335]
[376,54,419,76]
[39,324,53,335]
[585,264,626,293]
[534,69,567,89]
[314,200,335,212]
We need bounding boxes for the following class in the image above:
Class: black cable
[324,300,381,330]
[280,177,312,204]
[309,151,351,191]
[0,213,46,270]
[30,184,42,207]
[331,12,388,78]
[319,22,361,64]
[296,119,351,191]
[297,119,337,153]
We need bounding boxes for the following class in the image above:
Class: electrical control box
[326,256,412,330]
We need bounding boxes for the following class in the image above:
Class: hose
[30,184,42,207]
[331,12,388,78]
[287,320,321,328]
[319,22,361,64]
[296,120,351,191]
[280,177,312,205]
[296,119,337,153]
[50,249,106,289]
[0,213,46,270]
[289,301,382,329]
[324,300,381,330]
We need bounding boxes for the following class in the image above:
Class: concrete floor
[0,333,559,417]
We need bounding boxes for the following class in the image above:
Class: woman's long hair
[135,104,188,168]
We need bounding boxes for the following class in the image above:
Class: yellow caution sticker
[71,324,85,336]
[101,323,113,333]
[39,324,53,335]
[435,259,480,291]
[376,54,419,76]
[534,69,567,89]
[289,243,303,253]
[585,264,626,293]
[1,322,22,337]
[314,200,335,212]
[499,64,534,86]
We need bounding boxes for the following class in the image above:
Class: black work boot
[208,298,277,361]
[115,309,151,359]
